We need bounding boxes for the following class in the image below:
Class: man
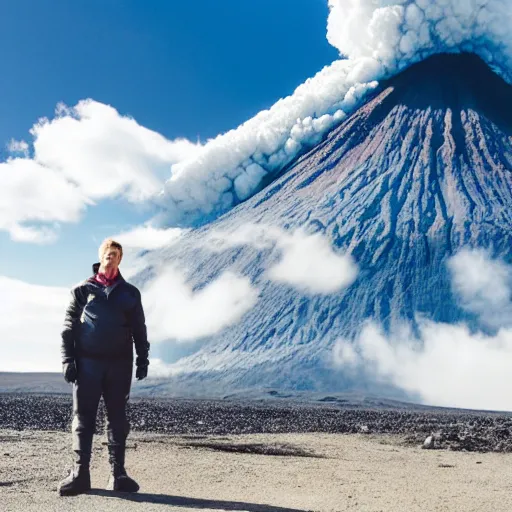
[58,238,150,496]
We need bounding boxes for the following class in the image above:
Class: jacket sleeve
[132,289,150,366]
[60,288,82,364]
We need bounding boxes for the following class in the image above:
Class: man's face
[100,247,122,271]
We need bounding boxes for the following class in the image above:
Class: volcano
[138,53,512,397]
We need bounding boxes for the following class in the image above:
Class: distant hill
[0,372,69,394]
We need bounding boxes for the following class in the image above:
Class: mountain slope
[138,53,512,396]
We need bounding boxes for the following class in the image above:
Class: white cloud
[333,319,512,412]
[32,100,200,202]
[143,266,259,342]
[0,158,88,243]
[0,276,69,372]
[326,0,512,84]
[208,224,358,294]
[160,63,379,225]
[7,139,29,156]
[448,249,512,328]
[0,101,201,243]
[114,224,185,250]
[268,229,358,294]
[0,253,257,371]
[332,249,512,412]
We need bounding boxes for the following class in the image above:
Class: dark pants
[72,358,132,458]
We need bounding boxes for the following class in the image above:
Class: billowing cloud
[143,266,259,342]
[267,229,358,294]
[326,0,512,83]
[208,224,358,294]
[32,101,200,202]
[333,319,512,412]
[157,0,512,227]
[0,101,201,243]
[160,64,379,226]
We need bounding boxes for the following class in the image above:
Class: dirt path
[1,430,511,512]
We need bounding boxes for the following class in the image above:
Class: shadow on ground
[87,489,309,511]
[183,441,325,458]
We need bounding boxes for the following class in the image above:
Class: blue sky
[1,0,337,287]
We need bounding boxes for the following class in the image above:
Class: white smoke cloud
[160,66,379,225]
[157,0,512,226]
[326,0,512,82]
[208,224,358,294]
[333,248,512,411]
[143,266,259,342]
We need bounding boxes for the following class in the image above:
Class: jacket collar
[89,262,125,289]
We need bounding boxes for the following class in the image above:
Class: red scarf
[94,270,119,287]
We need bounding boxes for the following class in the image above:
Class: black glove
[135,364,148,381]
[63,361,77,384]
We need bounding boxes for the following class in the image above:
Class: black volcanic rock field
[1,394,512,453]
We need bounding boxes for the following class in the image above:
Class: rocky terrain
[2,393,512,453]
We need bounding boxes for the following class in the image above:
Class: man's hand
[62,361,77,384]
[135,364,148,381]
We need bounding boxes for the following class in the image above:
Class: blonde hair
[98,238,123,261]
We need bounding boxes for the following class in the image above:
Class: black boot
[106,445,139,492]
[58,451,91,496]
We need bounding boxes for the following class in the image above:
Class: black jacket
[61,264,150,365]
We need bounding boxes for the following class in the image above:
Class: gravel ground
[3,394,512,512]
[1,393,512,452]
[2,429,512,512]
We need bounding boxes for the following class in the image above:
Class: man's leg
[59,358,104,496]
[103,359,139,492]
